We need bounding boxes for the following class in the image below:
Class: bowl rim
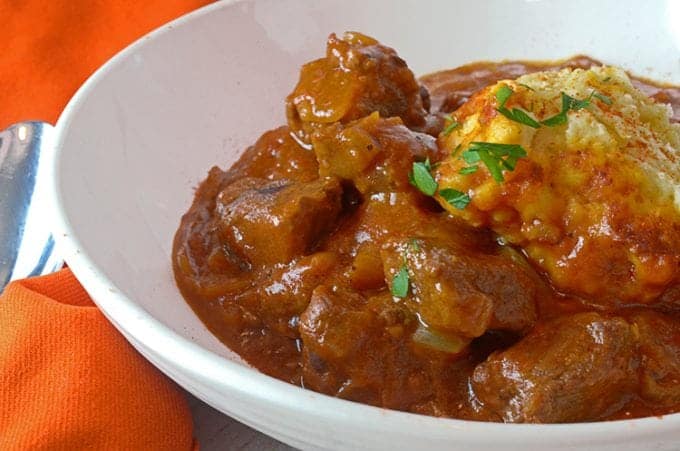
[47,0,680,443]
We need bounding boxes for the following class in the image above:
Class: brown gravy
[173,40,680,423]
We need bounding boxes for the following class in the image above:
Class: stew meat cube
[380,238,537,338]
[286,32,429,143]
[215,177,343,266]
[470,312,638,423]
[632,311,680,406]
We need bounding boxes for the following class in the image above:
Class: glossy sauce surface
[173,36,680,423]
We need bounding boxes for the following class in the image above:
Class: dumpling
[434,66,680,306]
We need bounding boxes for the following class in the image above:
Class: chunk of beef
[299,286,436,409]
[631,311,680,406]
[173,167,256,299]
[326,190,464,259]
[311,113,437,194]
[300,286,376,364]
[658,284,680,310]
[252,252,338,338]
[470,312,638,423]
[381,238,537,338]
[230,126,319,183]
[286,32,429,144]
[215,177,343,266]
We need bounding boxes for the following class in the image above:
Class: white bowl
[49,1,680,449]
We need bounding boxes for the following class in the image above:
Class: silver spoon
[0,122,63,293]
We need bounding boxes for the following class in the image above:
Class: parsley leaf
[542,91,611,126]
[541,110,569,126]
[495,84,540,128]
[442,117,460,136]
[440,188,471,210]
[391,265,409,298]
[498,108,541,128]
[459,166,478,175]
[462,149,481,165]
[593,92,613,105]
[541,92,584,126]
[496,85,514,106]
[409,158,438,196]
[476,147,505,182]
[462,142,528,183]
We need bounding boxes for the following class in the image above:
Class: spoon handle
[0,122,63,293]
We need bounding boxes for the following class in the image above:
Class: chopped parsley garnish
[593,92,613,105]
[458,166,478,175]
[408,156,474,210]
[496,85,513,105]
[495,85,613,128]
[391,265,409,298]
[391,240,421,298]
[442,116,460,136]
[409,158,438,196]
[495,85,541,129]
[462,142,527,183]
[498,107,541,128]
[518,83,535,92]
[542,90,612,126]
[439,188,471,210]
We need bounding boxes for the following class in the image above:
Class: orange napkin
[1,1,211,449]
[0,270,195,450]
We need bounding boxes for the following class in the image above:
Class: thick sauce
[173,33,680,423]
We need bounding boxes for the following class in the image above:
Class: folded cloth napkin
[0,270,196,450]
[1,1,211,449]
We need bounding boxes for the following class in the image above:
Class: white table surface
[187,392,295,450]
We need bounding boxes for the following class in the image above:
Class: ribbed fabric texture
[0,269,198,450]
